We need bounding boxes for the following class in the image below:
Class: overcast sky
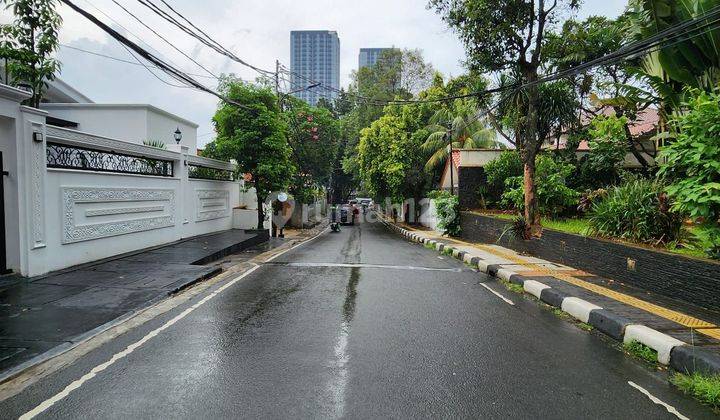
[2,0,628,146]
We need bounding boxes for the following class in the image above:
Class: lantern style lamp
[174,127,182,144]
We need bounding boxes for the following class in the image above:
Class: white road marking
[20,228,331,420]
[627,381,690,420]
[479,283,515,306]
[265,227,329,262]
[266,262,463,272]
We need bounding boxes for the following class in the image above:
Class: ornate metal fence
[46,142,174,177]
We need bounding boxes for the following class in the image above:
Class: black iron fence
[46,142,174,177]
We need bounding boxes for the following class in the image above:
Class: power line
[60,0,250,109]
[59,44,217,79]
[133,0,275,75]
[108,0,219,80]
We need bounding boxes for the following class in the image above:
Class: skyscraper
[290,30,340,106]
[358,48,396,70]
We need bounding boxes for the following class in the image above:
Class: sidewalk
[0,229,269,380]
[383,219,720,375]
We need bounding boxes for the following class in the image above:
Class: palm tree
[422,100,500,172]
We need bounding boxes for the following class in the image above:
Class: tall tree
[209,77,294,229]
[283,96,341,203]
[429,0,580,236]
[1,0,62,107]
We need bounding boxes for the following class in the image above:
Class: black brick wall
[460,212,720,312]
[458,167,486,210]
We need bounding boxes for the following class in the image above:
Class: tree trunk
[255,184,265,230]
[522,71,542,238]
[523,154,541,237]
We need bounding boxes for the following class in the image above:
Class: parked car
[339,204,357,225]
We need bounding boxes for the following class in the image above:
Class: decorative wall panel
[196,189,229,222]
[62,187,176,244]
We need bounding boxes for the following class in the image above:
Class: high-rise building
[290,30,340,106]
[358,48,396,70]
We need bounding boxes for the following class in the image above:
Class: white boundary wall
[418,198,441,232]
[1,89,243,276]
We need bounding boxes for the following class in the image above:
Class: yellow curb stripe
[416,230,720,340]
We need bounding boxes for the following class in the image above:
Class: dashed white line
[479,282,515,306]
[628,381,690,420]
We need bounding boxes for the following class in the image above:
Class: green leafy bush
[429,190,461,236]
[502,154,579,217]
[483,150,523,207]
[587,115,629,175]
[587,176,682,244]
[659,89,720,259]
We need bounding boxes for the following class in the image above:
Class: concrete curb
[379,218,720,375]
[624,325,685,365]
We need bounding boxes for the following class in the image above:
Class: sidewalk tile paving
[0,229,269,379]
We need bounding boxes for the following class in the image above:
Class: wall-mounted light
[174,127,182,144]
[32,132,44,142]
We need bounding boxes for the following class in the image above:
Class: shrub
[659,89,720,259]
[483,150,523,207]
[501,154,579,217]
[428,190,460,236]
[587,115,629,175]
[142,139,167,149]
[587,176,683,244]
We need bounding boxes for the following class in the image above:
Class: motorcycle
[330,206,341,233]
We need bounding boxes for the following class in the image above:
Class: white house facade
[0,81,253,277]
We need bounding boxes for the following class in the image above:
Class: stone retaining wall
[460,212,720,311]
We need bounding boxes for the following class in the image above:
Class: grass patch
[424,242,435,250]
[577,322,594,332]
[542,218,591,235]
[551,307,570,319]
[670,372,720,412]
[623,340,658,364]
[442,247,454,256]
[500,279,525,294]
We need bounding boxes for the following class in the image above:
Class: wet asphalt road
[0,219,716,419]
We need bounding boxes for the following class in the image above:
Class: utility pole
[447,129,455,196]
[275,60,282,111]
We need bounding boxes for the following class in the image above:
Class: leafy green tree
[627,0,720,95]
[357,114,431,204]
[283,96,340,203]
[1,0,62,107]
[429,0,580,236]
[342,50,436,200]
[209,77,294,229]
[659,89,720,258]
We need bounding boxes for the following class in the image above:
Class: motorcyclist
[330,205,341,232]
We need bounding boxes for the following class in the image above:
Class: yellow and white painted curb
[378,216,720,374]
